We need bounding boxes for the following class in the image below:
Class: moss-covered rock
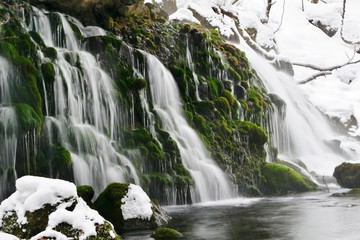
[261,163,317,195]
[94,182,170,233]
[77,185,95,207]
[151,228,183,240]
[333,162,360,188]
[0,176,121,239]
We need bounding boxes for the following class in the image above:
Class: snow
[121,184,153,220]
[0,231,19,240]
[169,0,360,134]
[168,0,360,173]
[0,176,77,225]
[0,176,113,239]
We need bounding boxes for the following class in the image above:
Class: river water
[123,190,360,240]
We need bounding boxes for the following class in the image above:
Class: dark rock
[77,185,95,206]
[333,162,360,188]
[331,188,360,197]
[94,182,170,233]
[309,19,338,37]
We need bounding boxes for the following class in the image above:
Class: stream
[123,190,360,240]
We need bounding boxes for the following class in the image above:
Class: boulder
[261,163,317,195]
[94,182,171,233]
[151,228,183,240]
[333,162,360,188]
[0,176,121,240]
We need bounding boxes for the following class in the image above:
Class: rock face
[28,0,145,26]
[94,183,171,233]
[333,162,360,188]
[0,176,121,240]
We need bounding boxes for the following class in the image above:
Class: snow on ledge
[121,184,153,220]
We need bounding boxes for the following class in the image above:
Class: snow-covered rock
[0,176,121,240]
[94,183,170,233]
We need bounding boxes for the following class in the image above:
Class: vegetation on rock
[261,163,317,195]
[151,228,183,240]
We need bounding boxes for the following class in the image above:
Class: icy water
[123,191,360,240]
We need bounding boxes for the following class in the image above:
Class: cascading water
[143,52,235,202]
[27,7,140,194]
[0,57,17,199]
[238,42,358,177]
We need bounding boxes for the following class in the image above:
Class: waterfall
[0,57,17,199]
[27,7,140,194]
[143,52,235,202]
[238,43,358,177]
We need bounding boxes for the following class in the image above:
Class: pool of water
[123,190,360,240]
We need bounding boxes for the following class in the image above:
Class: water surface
[123,191,360,240]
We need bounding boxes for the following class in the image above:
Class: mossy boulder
[333,162,360,188]
[94,182,170,233]
[77,185,95,207]
[261,163,317,195]
[151,228,183,240]
[0,176,121,239]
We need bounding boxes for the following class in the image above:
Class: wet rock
[333,162,360,188]
[151,227,183,240]
[94,182,171,233]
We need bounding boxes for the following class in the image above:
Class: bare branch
[296,58,360,84]
[298,71,332,84]
[340,0,360,45]
[274,0,286,34]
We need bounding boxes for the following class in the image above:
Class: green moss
[194,100,214,116]
[128,78,147,91]
[149,172,171,185]
[94,183,130,233]
[207,77,223,99]
[147,142,164,161]
[261,163,317,195]
[14,103,42,133]
[131,128,153,144]
[77,185,95,203]
[29,31,46,48]
[41,62,55,84]
[215,96,230,115]
[193,114,210,136]
[151,228,183,240]
[54,222,82,239]
[222,90,236,106]
[43,47,57,60]
[49,145,72,180]
[235,120,268,149]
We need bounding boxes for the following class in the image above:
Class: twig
[298,71,332,84]
[297,59,360,84]
[340,0,360,45]
[274,0,286,34]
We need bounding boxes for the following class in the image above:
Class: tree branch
[298,71,332,84]
[296,59,360,84]
[340,0,360,45]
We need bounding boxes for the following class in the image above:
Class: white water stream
[238,42,359,177]
[144,53,235,202]
[28,8,140,194]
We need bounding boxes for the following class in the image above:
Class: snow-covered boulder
[94,183,170,233]
[0,176,121,240]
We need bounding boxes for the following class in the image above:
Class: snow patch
[121,184,153,220]
[0,231,19,240]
